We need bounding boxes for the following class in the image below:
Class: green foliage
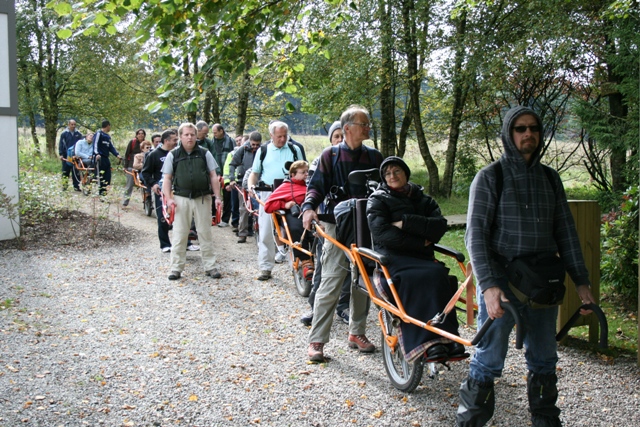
[601,185,639,303]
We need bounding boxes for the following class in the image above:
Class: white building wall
[0,3,20,241]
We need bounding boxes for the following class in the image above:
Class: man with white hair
[248,121,303,280]
[301,105,383,362]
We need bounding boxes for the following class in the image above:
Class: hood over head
[501,106,544,166]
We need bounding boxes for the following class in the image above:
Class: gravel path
[0,197,638,426]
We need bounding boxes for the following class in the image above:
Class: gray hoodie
[465,106,590,292]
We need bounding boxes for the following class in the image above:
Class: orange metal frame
[252,189,313,259]
[123,168,147,190]
[313,223,478,350]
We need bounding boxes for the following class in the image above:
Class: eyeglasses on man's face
[513,125,540,133]
[350,122,371,129]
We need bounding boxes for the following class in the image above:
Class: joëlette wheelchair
[67,156,96,196]
[253,179,317,297]
[232,182,260,247]
[311,168,608,393]
[123,168,153,216]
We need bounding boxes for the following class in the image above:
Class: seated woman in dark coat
[366,156,463,363]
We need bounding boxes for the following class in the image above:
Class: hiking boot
[347,334,375,353]
[425,344,448,361]
[308,342,325,362]
[206,268,221,279]
[257,270,272,281]
[447,342,466,358]
[168,271,181,280]
[300,311,313,326]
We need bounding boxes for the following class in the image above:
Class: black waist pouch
[503,254,566,308]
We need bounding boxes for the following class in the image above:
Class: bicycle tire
[290,252,312,297]
[380,310,423,393]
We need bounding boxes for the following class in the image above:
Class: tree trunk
[441,10,468,197]
[401,0,439,194]
[236,57,252,136]
[211,88,221,124]
[202,92,212,124]
[604,34,628,192]
[378,0,397,158]
[397,98,413,158]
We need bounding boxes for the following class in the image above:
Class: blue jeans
[469,277,558,384]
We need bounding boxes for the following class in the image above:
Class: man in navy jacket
[58,119,83,191]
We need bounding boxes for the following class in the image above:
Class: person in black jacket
[58,119,83,191]
[366,156,462,363]
[142,129,178,251]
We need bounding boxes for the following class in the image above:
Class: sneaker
[73,187,81,192]
[231,225,239,232]
[161,247,171,253]
[188,230,198,240]
[168,271,181,280]
[347,334,375,353]
[300,311,313,326]
[206,268,222,279]
[336,309,349,325]
[308,342,325,362]
[237,236,247,243]
[187,244,200,251]
[217,221,229,228]
[275,251,287,264]
[257,270,272,281]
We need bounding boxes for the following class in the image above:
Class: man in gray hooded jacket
[457,106,596,427]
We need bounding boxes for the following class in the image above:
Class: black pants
[61,161,80,190]
[153,193,171,249]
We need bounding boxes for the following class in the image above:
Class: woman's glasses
[383,169,403,179]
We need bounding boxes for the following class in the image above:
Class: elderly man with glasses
[301,105,384,363]
[248,122,303,280]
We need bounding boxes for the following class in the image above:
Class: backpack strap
[491,160,558,233]
[259,142,299,173]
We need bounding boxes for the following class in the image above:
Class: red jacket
[264,178,307,213]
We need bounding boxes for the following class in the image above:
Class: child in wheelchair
[366,157,463,363]
[132,140,152,186]
[264,160,315,279]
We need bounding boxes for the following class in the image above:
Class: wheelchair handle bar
[471,301,523,349]
[555,303,608,349]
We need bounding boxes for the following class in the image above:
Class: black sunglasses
[513,125,540,133]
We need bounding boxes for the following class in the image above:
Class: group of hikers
[58,104,596,427]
